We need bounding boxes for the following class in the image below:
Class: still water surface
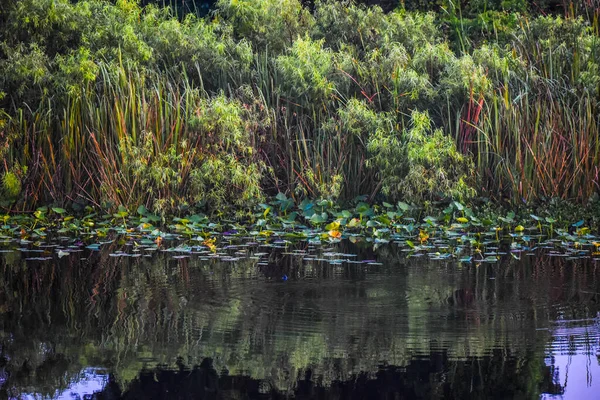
[0,238,599,398]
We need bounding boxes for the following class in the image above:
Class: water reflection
[89,353,560,399]
[0,239,599,398]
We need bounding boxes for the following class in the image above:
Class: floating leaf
[572,220,585,228]
[483,256,499,262]
[355,202,372,215]
[577,227,591,236]
[453,201,464,211]
[347,218,361,228]
[423,216,437,226]
[341,210,352,219]
[137,205,148,216]
[275,192,287,201]
[482,218,493,226]
[310,213,327,225]
[325,220,340,231]
[397,201,410,212]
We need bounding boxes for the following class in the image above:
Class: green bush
[276,36,336,105]
[368,110,475,202]
[0,171,22,203]
[217,0,313,53]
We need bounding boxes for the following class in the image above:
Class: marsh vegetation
[1,2,600,398]
[0,0,599,219]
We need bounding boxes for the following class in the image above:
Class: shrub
[216,0,313,53]
[276,35,336,105]
[1,171,22,203]
[368,110,475,203]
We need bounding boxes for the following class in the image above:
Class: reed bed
[1,0,599,212]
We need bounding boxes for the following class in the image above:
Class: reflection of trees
[92,352,561,399]
[0,242,597,396]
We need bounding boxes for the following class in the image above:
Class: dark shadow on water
[89,353,563,400]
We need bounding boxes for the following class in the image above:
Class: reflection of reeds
[1,244,598,392]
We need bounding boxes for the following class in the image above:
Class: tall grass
[475,89,600,202]
[467,14,600,203]
[3,61,265,213]
[252,48,374,201]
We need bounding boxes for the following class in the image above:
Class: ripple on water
[1,239,600,398]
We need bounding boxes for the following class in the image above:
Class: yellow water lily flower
[419,230,429,244]
[328,230,341,238]
[202,237,217,253]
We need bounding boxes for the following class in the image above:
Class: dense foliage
[0,0,599,214]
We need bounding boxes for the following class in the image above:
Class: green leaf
[347,218,361,228]
[423,216,437,226]
[137,205,148,216]
[341,210,352,218]
[52,207,66,214]
[309,213,326,224]
[283,211,298,222]
[355,202,371,214]
[114,211,128,218]
[299,199,314,212]
[275,192,287,201]
[397,201,410,212]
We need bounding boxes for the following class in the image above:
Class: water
[0,238,599,399]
